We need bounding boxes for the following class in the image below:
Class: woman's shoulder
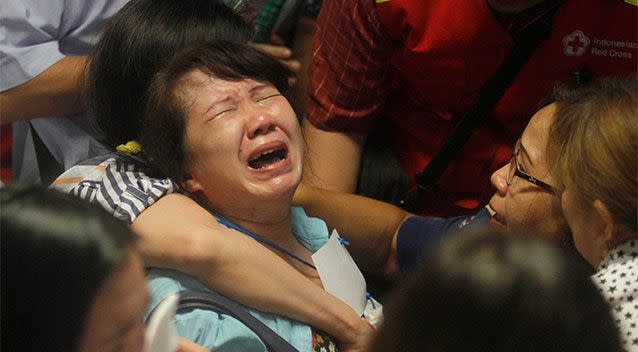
[291,206,331,252]
[145,268,313,352]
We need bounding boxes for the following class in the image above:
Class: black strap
[29,122,63,186]
[401,5,561,212]
[147,290,299,352]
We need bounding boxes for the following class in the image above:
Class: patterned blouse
[592,239,638,351]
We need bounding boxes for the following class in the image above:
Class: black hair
[140,40,292,183]
[0,185,135,351]
[88,0,253,149]
[371,230,622,352]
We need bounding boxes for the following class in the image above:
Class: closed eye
[206,108,236,121]
[256,93,281,103]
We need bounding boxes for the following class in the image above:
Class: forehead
[175,69,265,98]
[520,103,556,153]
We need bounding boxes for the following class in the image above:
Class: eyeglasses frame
[506,145,555,193]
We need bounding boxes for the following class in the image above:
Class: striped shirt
[51,152,178,223]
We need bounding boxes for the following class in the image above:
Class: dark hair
[371,230,622,352]
[0,185,136,351]
[88,0,253,149]
[140,40,292,183]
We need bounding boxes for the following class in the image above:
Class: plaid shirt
[306,0,392,133]
[306,0,562,133]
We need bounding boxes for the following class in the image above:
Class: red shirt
[1,124,12,183]
[306,0,637,216]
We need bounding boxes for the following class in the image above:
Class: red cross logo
[562,30,590,56]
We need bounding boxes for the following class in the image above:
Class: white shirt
[0,0,128,183]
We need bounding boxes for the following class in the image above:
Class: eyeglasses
[507,148,555,193]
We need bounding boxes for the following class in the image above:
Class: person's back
[370,230,623,352]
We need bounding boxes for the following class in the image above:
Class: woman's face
[77,251,148,352]
[488,104,570,244]
[180,70,303,214]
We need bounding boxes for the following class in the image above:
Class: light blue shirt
[0,0,128,183]
[145,207,330,352]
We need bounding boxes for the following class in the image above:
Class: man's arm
[132,193,372,351]
[301,0,394,192]
[302,119,366,192]
[0,56,87,123]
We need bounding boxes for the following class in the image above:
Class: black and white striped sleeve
[70,157,179,223]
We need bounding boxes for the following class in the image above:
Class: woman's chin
[246,173,300,201]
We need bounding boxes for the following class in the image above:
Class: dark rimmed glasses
[506,148,555,193]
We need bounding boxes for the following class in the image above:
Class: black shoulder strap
[402,4,561,212]
[148,290,299,352]
[29,122,63,186]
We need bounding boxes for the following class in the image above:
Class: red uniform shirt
[1,124,12,183]
[307,0,637,216]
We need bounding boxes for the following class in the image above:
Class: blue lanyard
[215,216,318,271]
[216,215,378,310]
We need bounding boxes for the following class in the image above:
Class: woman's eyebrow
[249,83,271,95]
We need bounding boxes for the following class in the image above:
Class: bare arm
[0,56,87,123]
[132,193,372,350]
[302,118,366,193]
[176,338,208,352]
[294,183,411,279]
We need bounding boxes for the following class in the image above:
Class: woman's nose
[491,163,509,195]
[247,114,275,139]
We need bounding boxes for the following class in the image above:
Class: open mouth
[248,146,288,169]
[487,203,506,225]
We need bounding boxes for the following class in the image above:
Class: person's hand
[251,42,301,85]
[176,337,209,352]
[338,317,375,352]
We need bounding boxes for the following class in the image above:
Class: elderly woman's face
[180,69,303,210]
[488,104,570,244]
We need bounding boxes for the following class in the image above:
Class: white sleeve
[0,0,65,90]
[0,0,128,91]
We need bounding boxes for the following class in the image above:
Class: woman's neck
[221,203,295,247]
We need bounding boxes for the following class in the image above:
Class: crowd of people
[1,0,636,351]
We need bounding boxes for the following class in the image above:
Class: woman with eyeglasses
[546,77,637,351]
[294,87,572,276]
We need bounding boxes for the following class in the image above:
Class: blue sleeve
[397,207,491,274]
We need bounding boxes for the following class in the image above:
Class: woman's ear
[183,173,203,194]
[593,199,617,248]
